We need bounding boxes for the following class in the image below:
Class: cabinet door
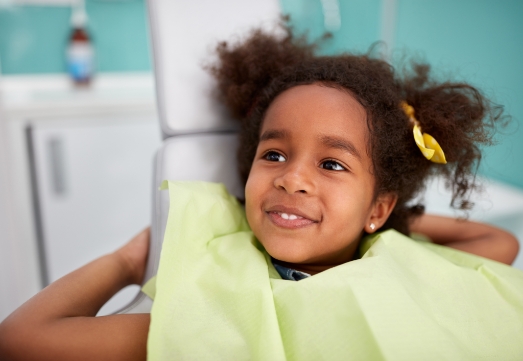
[29,116,161,315]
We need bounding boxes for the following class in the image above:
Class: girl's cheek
[244,173,259,216]
[244,165,272,226]
[245,163,265,196]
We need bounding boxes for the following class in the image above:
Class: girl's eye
[264,151,286,162]
[320,160,345,171]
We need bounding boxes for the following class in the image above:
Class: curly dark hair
[209,24,504,235]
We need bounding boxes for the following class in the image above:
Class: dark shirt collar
[272,260,311,281]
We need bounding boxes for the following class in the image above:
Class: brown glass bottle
[66,9,94,86]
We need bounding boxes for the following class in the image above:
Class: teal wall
[1,0,522,189]
[281,0,382,55]
[0,0,151,74]
[282,0,523,190]
[394,0,523,190]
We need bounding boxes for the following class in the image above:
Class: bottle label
[67,42,94,81]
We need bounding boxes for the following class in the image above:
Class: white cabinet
[0,73,161,319]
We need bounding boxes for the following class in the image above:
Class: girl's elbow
[0,316,25,360]
[497,231,520,265]
[0,313,46,360]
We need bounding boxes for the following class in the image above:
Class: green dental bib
[147,181,523,360]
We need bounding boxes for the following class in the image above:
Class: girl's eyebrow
[259,129,289,142]
[319,135,362,160]
[259,130,361,160]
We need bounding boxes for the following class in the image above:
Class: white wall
[0,109,26,321]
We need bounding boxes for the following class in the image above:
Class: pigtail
[400,63,504,212]
[208,20,316,121]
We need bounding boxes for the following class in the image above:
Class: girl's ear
[364,193,398,233]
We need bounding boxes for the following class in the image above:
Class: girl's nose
[273,162,314,194]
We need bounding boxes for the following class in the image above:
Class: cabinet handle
[48,137,67,196]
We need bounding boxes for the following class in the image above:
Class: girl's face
[245,84,396,273]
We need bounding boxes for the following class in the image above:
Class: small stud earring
[370,223,376,231]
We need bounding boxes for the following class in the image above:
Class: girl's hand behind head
[114,228,150,285]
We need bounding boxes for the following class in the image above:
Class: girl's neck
[272,260,331,275]
[272,241,361,276]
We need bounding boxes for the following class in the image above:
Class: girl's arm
[0,228,151,361]
[410,214,520,265]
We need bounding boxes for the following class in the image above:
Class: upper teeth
[279,212,301,220]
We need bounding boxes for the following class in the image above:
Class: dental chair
[117,0,523,315]
[117,0,281,314]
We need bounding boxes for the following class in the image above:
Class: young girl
[0,25,520,360]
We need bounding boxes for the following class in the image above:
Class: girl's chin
[261,242,315,264]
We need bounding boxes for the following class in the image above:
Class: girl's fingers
[114,228,150,285]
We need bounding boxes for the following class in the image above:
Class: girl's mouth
[266,210,317,229]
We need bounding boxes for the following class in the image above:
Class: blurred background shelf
[0,72,161,319]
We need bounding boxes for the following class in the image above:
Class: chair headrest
[148,0,281,137]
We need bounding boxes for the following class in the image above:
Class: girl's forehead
[262,84,367,136]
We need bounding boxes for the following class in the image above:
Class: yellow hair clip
[401,102,447,164]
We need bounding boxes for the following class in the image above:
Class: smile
[265,207,319,229]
